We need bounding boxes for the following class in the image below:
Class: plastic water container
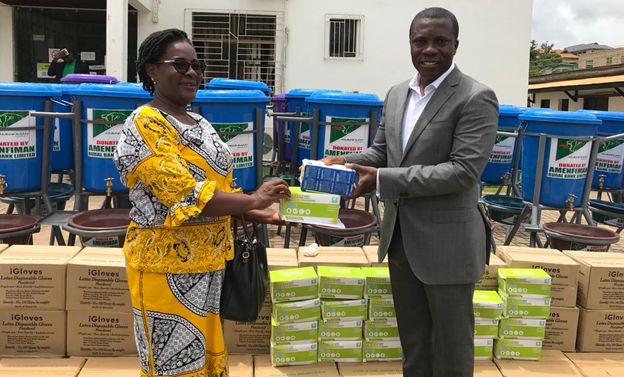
[519,109,600,207]
[481,104,524,184]
[306,92,383,165]
[61,74,119,84]
[193,89,270,192]
[206,78,272,96]
[49,83,77,172]
[0,82,61,192]
[272,93,289,160]
[68,83,151,193]
[578,110,624,189]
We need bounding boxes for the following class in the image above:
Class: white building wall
[0,3,14,81]
[609,96,624,112]
[532,92,585,111]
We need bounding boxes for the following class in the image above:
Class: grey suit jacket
[345,67,498,285]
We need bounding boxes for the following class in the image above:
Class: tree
[529,40,563,76]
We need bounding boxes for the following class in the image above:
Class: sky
[532,0,624,50]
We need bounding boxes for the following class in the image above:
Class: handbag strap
[236,215,260,243]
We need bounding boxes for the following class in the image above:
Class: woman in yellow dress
[114,28,289,377]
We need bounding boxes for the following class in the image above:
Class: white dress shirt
[376,63,456,194]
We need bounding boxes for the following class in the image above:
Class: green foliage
[529,40,563,77]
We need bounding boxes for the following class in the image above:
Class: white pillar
[0,4,14,82]
[106,0,128,81]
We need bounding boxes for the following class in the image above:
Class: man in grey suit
[323,7,498,377]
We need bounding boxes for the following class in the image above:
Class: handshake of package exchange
[279,159,358,229]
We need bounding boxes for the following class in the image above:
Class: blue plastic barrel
[519,109,600,207]
[0,82,61,193]
[305,92,383,165]
[481,104,524,184]
[272,93,289,160]
[69,83,151,193]
[206,78,272,96]
[49,83,77,172]
[193,89,270,192]
[578,110,624,189]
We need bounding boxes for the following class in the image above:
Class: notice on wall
[488,135,515,164]
[595,138,624,174]
[212,122,254,169]
[547,138,591,179]
[81,51,96,61]
[323,116,368,157]
[86,109,133,158]
[0,110,36,159]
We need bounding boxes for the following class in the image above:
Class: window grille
[325,15,363,59]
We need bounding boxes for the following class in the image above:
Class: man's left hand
[346,163,377,198]
[243,208,288,226]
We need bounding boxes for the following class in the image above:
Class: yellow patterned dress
[114,106,236,377]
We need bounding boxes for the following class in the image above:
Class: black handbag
[220,217,269,322]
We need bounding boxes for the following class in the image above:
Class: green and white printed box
[271,319,319,345]
[319,319,363,340]
[500,292,551,318]
[318,340,363,362]
[363,340,403,362]
[473,290,504,319]
[474,318,499,338]
[364,318,400,340]
[494,338,543,361]
[272,298,321,325]
[270,267,318,302]
[271,342,318,366]
[361,267,392,298]
[318,266,365,299]
[280,187,340,225]
[321,299,367,321]
[498,317,546,339]
[368,298,396,320]
[474,338,494,360]
[498,268,552,297]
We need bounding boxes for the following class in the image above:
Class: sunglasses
[157,59,206,74]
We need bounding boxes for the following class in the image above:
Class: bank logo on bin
[213,123,248,143]
[556,139,587,159]
[0,111,29,128]
[92,110,133,136]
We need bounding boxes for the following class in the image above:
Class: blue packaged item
[300,159,358,196]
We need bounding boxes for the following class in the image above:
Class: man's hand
[242,208,288,226]
[320,156,347,165]
[346,163,377,198]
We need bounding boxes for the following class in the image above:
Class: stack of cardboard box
[473,290,504,360]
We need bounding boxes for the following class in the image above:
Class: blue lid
[577,109,624,122]
[67,83,152,99]
[519,108,601,125]
[0,82,62,97]
[499,104,523,117]
[61,74,119,84]
[194,89,270,103]
[206,78,271,95]
[306,91,383,106]
[285,88,341,99]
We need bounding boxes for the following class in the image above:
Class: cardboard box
[319,319,363,341]
[78,357,139,377]
[267,248,299,271]
[280,187,340,225]
[494,338,542,361]
[66,310,136,356]
[476,253,506,291]
[0,309,66,356]
[498,268,552,297]
[338,361,402,376]
[318,266,365,299]
[363,339,402,362]
[300,159,357,197]
[498,317,546,339]
[272,298,321,325]
[271,342,318,366]
[361,267,392,298]
[577,307,624,352]
[497,246,579,307]
[224,301,272,355]
[362,245,387,266]
[269,267,318,302]
[474,338,494,360]
[255,354,339,376]
[0,245,81,310]
[563,250,624,309]
[565,353,624,377]
[0,357,85,376]
[65,247,131,311]
[321,299,367,321]
[229,354,253,377]
[364,318,400,340]
[543,306,579,352]
[298,246,369,269]
[271,320,318,345]
[0,244,8,254]
[474,360,504,377]
[318,340,362,362]
[500,292,551,318]
[368,297,396,320]
[473,290,504,319]
[494,350,584,377]
[475,318,499,338]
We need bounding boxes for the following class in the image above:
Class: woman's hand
[242,208,288,226]
[252,179,291,209]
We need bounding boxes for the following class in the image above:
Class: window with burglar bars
[190,11,281,92]
[326,15,364,59]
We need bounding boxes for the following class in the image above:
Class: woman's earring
[151,77,156,84]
